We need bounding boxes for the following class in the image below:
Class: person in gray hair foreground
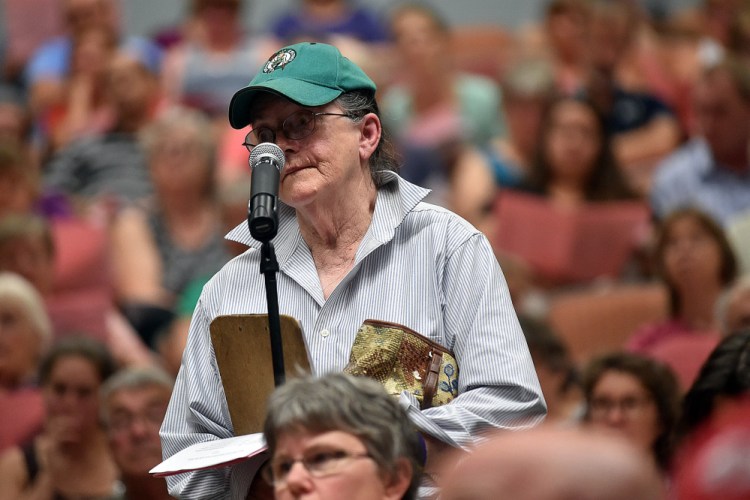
[260,372,422,500]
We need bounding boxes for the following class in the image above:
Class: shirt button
[320,329,330,338]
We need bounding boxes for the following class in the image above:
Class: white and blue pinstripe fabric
[160,172,546,499]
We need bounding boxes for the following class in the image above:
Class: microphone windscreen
[249,142,285,170]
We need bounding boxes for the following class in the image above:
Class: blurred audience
[383,3,504,149]
[727,210,750,274]
[678,327,750,440]
[650,57,750,227]
[722,275,750,334]
[670,329,750,497]
[0,84,31,144]
[439,426,665,500]
[0,215,58,299]
[0,0,63,85]
[101,366,174,500]
[671,397,750,500]
[0,213,154,368]
[0,337,119,500]
[269,0,389,44]
[581,352,681,474]
[24,0,161,149]
[0,85,37,172]
[482,57,556,189]
[381,2,504,210]
[157,174,251,376]
[728,4,750,63]
[0,139,40,219]
[584,0,682,185]
[522,95,637,207]
[260,372,421,500]
[671,0,750,65]
[0,272,51,452]
[110,107,231,346]
[492,94,650,291]
[448,57,555,234]
[161,0,273,120]
[0,138,73,220]
[520,0,591,95]
[518,315,582,424]
[627,208,737,372]
[44,25,117,153]
[43,49,162,218]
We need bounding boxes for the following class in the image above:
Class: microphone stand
[248,144,286,387]
[259,240,285,387]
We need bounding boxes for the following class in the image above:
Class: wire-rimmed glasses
[242,109,352,152]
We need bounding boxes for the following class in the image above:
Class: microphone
[248,142,285,242]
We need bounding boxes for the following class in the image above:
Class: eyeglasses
[588,395,653,418]
[261,449,373,487]
[242,109,352,152]
[108,407,166,435]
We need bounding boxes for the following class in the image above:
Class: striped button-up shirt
[650,138,750,227]
[160,172,546,499]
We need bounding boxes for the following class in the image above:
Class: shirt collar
[224,171,430,266]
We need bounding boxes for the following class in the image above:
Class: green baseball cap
[228,42,377,129]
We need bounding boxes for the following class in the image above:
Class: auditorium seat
[546,283,669,366]
[450,25,513,80]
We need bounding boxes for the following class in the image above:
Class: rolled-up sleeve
[160,300,235,499]
[410,233,546,447]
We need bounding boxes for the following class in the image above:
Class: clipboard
[210,314,312,436]
[494,191,650,284]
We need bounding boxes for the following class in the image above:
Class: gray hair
[100,366,174,426]
[335,91,401,185]
[0,272,52,347]
[263,373,421,500]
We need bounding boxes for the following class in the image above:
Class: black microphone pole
[248,143,286,387]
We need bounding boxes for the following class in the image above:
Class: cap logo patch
[263,48,296,73]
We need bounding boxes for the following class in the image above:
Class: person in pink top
[627,207,738,355]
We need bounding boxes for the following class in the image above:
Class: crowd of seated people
[0,0,749,497]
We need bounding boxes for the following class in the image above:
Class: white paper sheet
[150,432,268,477]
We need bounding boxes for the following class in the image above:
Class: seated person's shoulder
[653,139,708,181]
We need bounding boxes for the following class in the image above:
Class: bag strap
[363,319,452,356]
[422,350,443,410]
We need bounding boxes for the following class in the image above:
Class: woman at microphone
[159,41,545,499]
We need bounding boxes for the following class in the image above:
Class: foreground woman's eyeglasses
[261,449,373,487]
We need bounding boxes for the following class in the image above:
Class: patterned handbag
[343,319,459,409]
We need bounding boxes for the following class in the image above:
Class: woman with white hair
[0,272,52,451]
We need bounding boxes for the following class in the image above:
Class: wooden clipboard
[210,314,312,436]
